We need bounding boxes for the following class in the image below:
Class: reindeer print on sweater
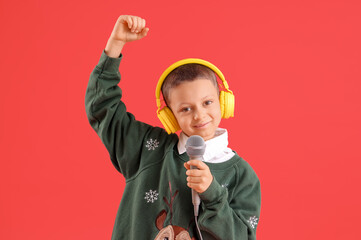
[154,182,196,240]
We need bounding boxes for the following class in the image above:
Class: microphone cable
[195,215,203,240]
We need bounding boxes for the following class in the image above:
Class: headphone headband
[155,58,232,108]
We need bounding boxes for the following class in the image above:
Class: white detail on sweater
[144,190,159,203]
[146,138,159,151]
[247,216,258,229]
[221,183,229,189]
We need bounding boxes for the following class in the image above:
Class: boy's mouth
[193,121,210,129]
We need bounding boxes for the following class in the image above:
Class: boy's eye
[204,100,213,106]
[181,107,191,112]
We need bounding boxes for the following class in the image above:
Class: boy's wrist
[105,38,126,58]
[199,176,225,204]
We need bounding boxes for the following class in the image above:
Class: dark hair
[161,63,219,105]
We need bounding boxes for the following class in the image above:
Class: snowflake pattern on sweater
[144,190,159,203]
[146,138,159,151]
[247,216,259,229]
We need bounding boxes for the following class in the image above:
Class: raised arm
[85,15,162,179]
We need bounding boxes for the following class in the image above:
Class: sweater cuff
[97,50,123,73]
[199,176,226,204]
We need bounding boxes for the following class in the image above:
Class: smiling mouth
[193,122,210,128]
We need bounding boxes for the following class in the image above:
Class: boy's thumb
[139,28,149,38]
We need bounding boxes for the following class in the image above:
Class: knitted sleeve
[198,160,261,240]
[85,50,172,179]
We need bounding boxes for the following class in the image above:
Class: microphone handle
[189,157,203,216]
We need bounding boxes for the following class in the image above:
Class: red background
[1,0,360,239]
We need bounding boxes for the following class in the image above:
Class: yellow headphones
[156,58,235,134]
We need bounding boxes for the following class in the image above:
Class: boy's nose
[193,107,206,120]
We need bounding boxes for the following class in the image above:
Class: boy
[85,15,261,239]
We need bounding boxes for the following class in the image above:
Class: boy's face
[168,79,222,141]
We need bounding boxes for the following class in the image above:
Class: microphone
[185,135,206,217]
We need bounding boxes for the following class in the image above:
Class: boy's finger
[135,18,143,32]
[186,169,202,177]
[121,15,131,29]
[132,17,139,32]
[187,160,207,170]
[140,19,146,31]
[187,176,202,183]
[142,19,146,29]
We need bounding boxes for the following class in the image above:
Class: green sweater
[85,51,261,240]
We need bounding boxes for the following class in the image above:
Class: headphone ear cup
[220,91,226,118]
[157,107,180,134]
[220,91,235,119]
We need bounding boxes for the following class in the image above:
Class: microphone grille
[185,135,206,156]
[187,135,205,147]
